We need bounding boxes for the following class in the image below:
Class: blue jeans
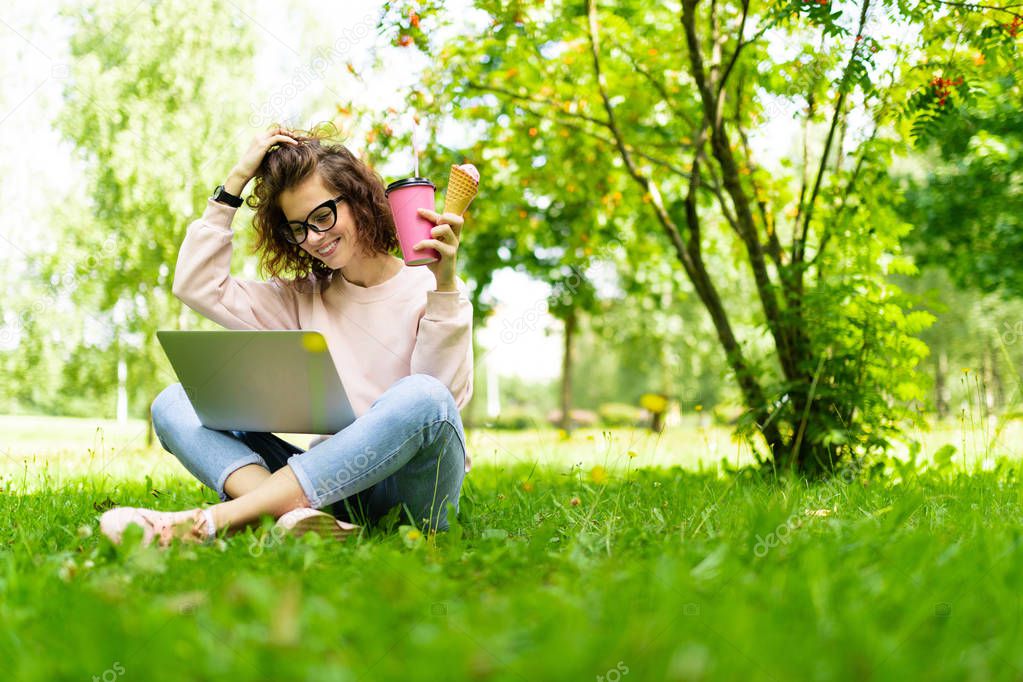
[150,373,467,532]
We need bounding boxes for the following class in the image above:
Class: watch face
[213,186,240,205]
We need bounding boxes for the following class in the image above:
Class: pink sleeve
[172,199,302,330]
[410,276,475,411]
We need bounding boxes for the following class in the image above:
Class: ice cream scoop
[457,163,479,184]
[443,163,480,215]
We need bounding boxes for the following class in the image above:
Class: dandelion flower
[590,465,609,485]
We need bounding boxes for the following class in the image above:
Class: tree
[42,0,257,418]
[349,25,634,435]
[372,0,1023,473]
[896,267,1023,419]
[900,72,1023,297]
[894,21,1023,420]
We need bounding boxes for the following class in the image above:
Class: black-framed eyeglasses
[279,194,346,245]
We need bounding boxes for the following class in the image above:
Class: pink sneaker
[275,507,360,542]
[99,507,216,547]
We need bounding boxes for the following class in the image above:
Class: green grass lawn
[2,415,1023,680]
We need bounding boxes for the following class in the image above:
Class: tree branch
[693,123,741,236]
[790,89,814,263]
[466,81,704,181]
[682,0,797,381]
[715,0,751,103]
[586,0,779,449]
[810,123,877,270]
[929,0,1023,18]
[791,30,828,252]
[809,42,905,274]
[732,69,784,268]
[465,80,611,129]
[794,0,871,267]
[833,100,849,174]
[610,38,698,129]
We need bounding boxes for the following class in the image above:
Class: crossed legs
[148,373,467,538]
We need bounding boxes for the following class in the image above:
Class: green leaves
[369,0,1021,472]
[900,64,1023,298]
[40,0,258,415]
[932,443,958,469]
[900,0,1020,149]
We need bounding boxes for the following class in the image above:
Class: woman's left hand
[414,208,463,292]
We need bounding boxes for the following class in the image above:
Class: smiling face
[250,139,400,285]
[278,171,364,268]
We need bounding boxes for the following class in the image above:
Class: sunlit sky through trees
[1,0,895,382]
[0,1,573,380]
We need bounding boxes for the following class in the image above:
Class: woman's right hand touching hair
[224,126,300,195]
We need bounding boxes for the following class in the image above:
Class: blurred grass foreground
[1,415,1023,680]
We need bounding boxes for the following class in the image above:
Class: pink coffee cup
[385,177,439,266]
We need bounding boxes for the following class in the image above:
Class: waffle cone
[443,165,479,215]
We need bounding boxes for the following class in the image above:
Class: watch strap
[212,185,243,207]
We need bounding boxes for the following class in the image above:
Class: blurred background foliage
[0,0,1020,470]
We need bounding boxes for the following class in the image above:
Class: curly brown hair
[246,123,399,287]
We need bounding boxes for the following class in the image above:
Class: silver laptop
[156,330,356,434]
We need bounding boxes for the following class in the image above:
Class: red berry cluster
[395,8,421,47]
[1007,16,1021,37]
[800,0,829,6]
[853,34,881,53]
[930,76,963,107]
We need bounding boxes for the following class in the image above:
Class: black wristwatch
[211,184,243,207]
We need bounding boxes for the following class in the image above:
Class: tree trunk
[659,339,673,432]
[560,308,576,434]
[990,338,1005,411]
[461,328,482,430]
[935,349,948,419]
[651,407,666,434]
[983,338,997,432]
[587,0,795,469]
[146,390,158,448]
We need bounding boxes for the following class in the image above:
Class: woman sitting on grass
[99,124,473,547]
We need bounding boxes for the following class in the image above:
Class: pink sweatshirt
[173,198,474,471]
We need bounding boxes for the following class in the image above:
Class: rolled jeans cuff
[214,454,270,502]
[286,454,325,509]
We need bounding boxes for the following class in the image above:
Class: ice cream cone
[443,164,479,215]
